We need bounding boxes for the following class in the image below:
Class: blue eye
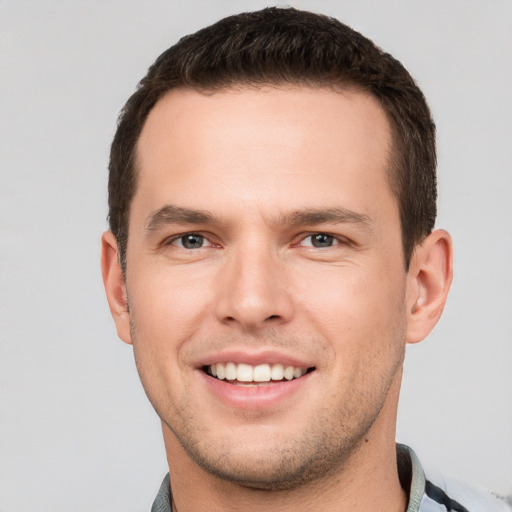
[177,234,205,249]
[308,233,335,247]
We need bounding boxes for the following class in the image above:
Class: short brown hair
[108,7,436,271]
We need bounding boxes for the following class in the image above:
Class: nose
[214,242,294,330]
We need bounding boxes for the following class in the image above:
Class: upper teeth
[209,363,307,382]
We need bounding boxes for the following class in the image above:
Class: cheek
[127,272,204,406]
[294,263,406,349]
[126,267,215,356]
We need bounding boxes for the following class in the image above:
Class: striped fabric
[399,444,509,512]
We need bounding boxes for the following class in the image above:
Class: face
[117,87,411,488]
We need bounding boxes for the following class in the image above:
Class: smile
[204,362,314,385]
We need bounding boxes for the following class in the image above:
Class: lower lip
[198,370,314,409]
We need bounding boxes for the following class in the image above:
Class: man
[101,7,509,512]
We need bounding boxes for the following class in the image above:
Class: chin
[193,449,331,491]
[169,420,368,491]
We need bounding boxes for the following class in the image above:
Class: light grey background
[1,1,511,510]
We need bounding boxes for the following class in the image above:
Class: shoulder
[422,468,511,512]
[397,444,510,512]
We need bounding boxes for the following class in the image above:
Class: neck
[167,437,406,512]
[163,374,407,512]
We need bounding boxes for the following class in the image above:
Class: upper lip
[196,349,315,369]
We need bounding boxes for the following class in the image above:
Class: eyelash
[164,232,348,250]
[166,233,215,250]
[297,233,344,248]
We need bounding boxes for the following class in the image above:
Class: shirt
[150,444,510,511]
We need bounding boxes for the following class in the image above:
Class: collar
[151,473,172,512]
[397,443,427,512]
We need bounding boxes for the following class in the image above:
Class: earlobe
[101,231,132,344]
[406,229,453,344]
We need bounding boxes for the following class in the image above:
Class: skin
[102,86,452,511]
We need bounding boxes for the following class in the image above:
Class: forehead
[133,86,395,223]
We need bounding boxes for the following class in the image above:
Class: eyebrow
[282,208,371,228]
[146,205,214,231]
[145,205,371,232]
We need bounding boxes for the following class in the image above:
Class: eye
[171,234,208,249]
[300,233,337,248]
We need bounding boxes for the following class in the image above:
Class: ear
[101,231,132,344]
[405,229,453,344]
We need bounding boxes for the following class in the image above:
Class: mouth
[203,362,315,386]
